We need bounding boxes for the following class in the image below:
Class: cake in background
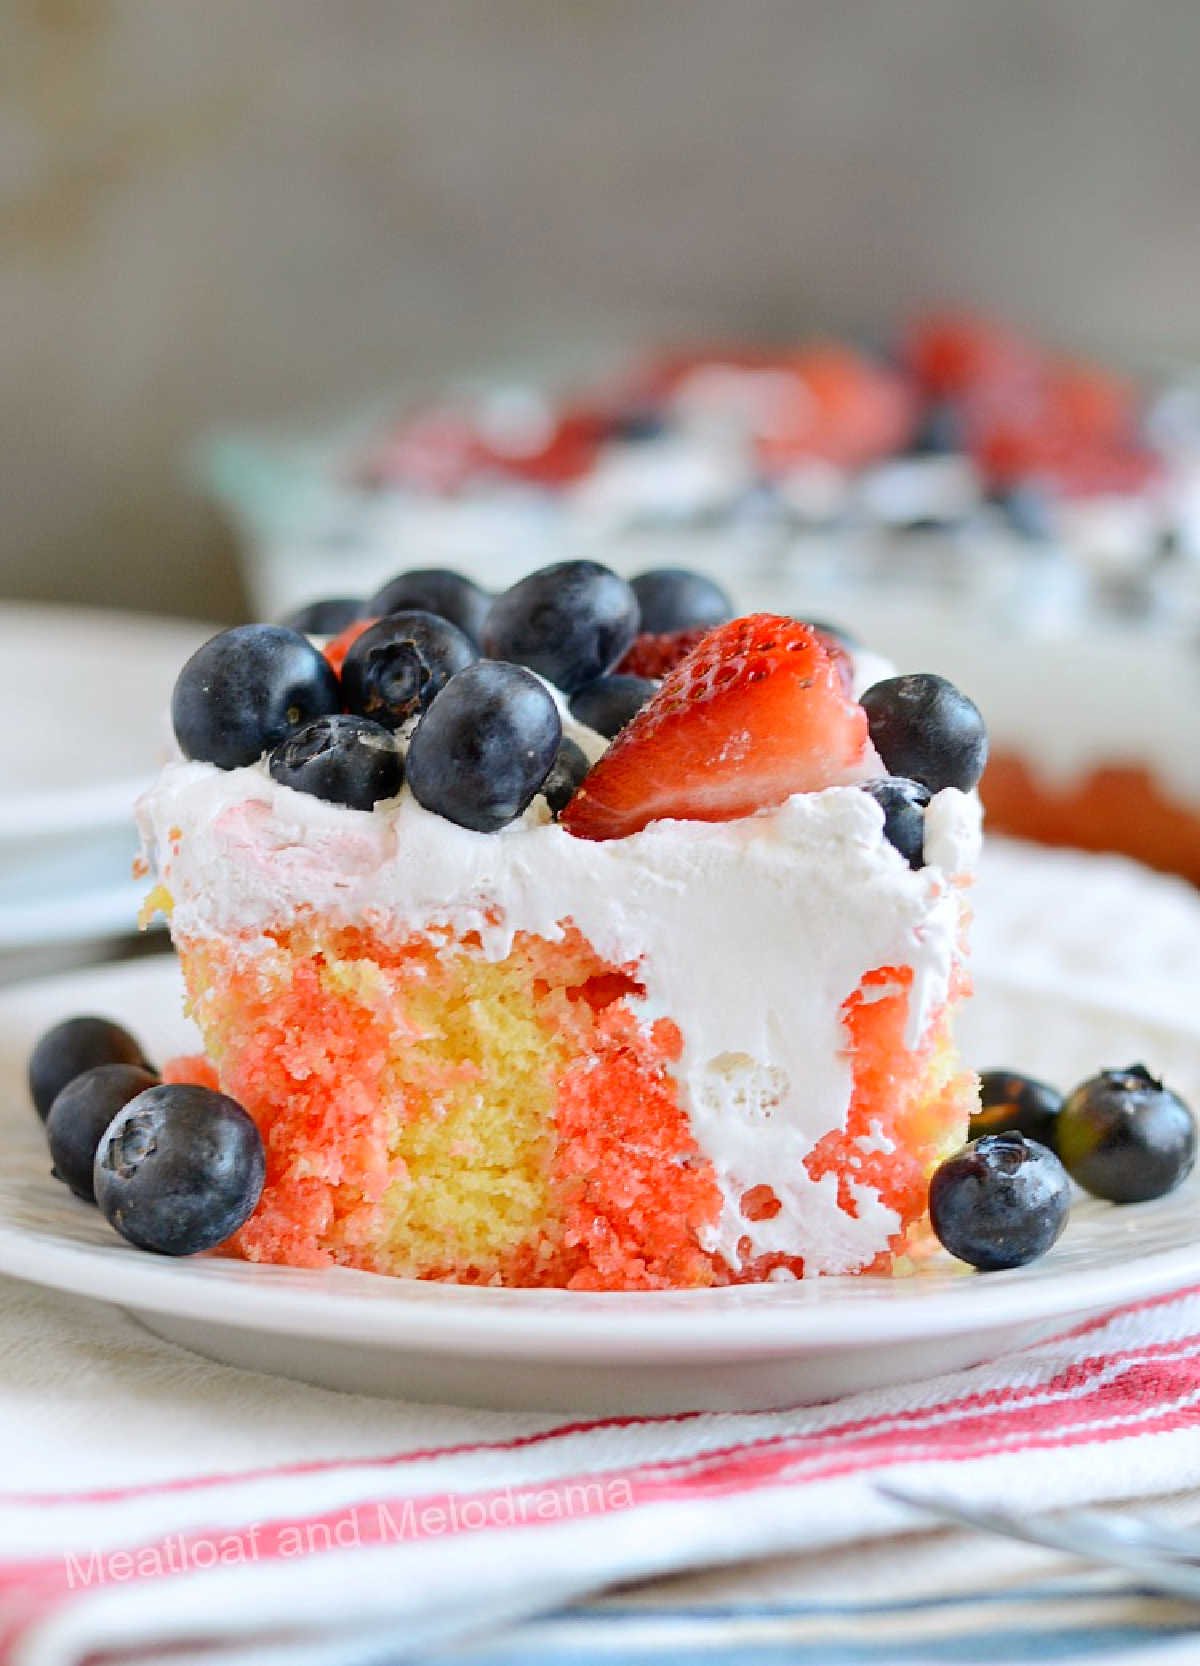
[198,312,1200,884]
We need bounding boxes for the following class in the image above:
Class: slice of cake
[138,563,983,1289]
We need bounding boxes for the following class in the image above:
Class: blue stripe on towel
[434,1583,1196,1664]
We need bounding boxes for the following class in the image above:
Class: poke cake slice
[138,562,984,1289]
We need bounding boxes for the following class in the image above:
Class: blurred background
[6,0,1200,622]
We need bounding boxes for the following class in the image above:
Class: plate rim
[0,604,215,840]
[0,955,1197,1363]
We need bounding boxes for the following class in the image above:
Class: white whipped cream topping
[138,755,979,1275]
[567,436,751,528]
[854,456,982,526]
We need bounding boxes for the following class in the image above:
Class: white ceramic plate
[0,606,212,950]
[0,604,213,842]
[1,948,1198,1414]
[0,878,153,952]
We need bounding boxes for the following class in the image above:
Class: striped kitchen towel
[3,1275,1200,1666]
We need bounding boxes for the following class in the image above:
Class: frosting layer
[139,762,979,1272]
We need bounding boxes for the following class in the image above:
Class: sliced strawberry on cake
[562,614,880,841]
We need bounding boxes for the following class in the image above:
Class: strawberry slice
[904,312,1040,400]
[562,615,878,841]
[616,627,711,680]
[618,621,853,690]
[323,616,377,677]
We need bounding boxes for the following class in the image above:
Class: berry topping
[616,627,711,680]
[323,616,376,677]
[801,620,856,695]
[908,400,964,457]
[569,674,657,740]
[366,568,491,646]
[268,714,402,811]
[29,1016,152,1123]
[46,1064,158,1202]
[476,405,605,486]
[860,673,988,795]
[481,561,640,695]
[609,407,669,443]
[803,618,858,651]
[561,615,877,841]
[94,1083,266,1256]
[992,482,1058,542]
[280,597,364,637]
[630,568,733,634]
[1056,1065,1196,1203]
[172,625,341,771]
[341,611,477,730]
[971,1070,1064,1148]
[407,661,562,833]
[861,777,931,869]
[754,345,917,472]
[356,407,480,493]
[541,737,591,818]
[929,1132,1071,1271]
[904,312,1039,400]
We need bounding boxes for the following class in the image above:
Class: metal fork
[878,1481,1200,1603]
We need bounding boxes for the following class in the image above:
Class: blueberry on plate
[94,1083,265,1256]
[569,674,656,739]
[172,625,341,770]
[860,673,988,795]
[269,714,402,810]
[541,737,591,817]
[28,1015,152,1123]
[367,568,491,645]
[1056,1064,1196,1203]
[860,777,930,869]
[630,568,733,635]
[972,1069,1064,1149]
[929,1132,1071,1271]
[46,1063,159,1202]
[341,610,477,729]
[407,661,562,833]
[482,561,640,694]
[280,597,364,636]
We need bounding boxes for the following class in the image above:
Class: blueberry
[909,401,963,457]
[992,483,1058,542]
[972,1070,1064,1149]
[28,1016,152,1123]
[1056,1065,1196,1203]
[367,568,491,645]
[609,408,669,444]
[569,675,656,739]
[407,661,562,833]
[46,1064,158,1202]
[341,611,478,729]
[860,674,988,795]
[541,737,590,817]
[94,1084,265,1256]
[280,597,364,636]
[482,561,639,694]
[861,777,931,869]
[630,569,734,634]
[929,1133,1071,1271]
[269,714,402,810]
[172,625,341,770]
